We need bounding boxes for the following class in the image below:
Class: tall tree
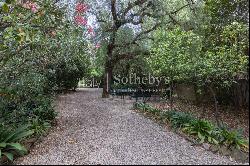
[87,0,194,97]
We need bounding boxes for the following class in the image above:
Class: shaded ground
[15,88,243,165]
[150,99,249,138]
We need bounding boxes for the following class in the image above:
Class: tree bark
[209,86,221,127]
[102,30,115,98]
[170,79,174,110]
[102,62,113,98]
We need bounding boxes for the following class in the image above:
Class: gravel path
[16,88,242,165]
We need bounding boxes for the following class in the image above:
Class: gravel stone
[202,143,211,151]
[15,88,248,165]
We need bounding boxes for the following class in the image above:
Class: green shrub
[47,55,90,91]
[0,69,56,127]
[30,118,51,136]
[133,102,144,110]
[0,125,34,161]
[147,107,161,115]
[0,0,91,162]
[31,98,57,122]
[165,111,195,129]
[217,127,249,150]
[134,102,150,111]
[0,95,56,128]
[183,119,219,144]
[134,102,249,151]
[134,102,161,115]
[142,104,153,112]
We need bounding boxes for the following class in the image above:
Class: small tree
[195,21,249,126]
[149,22,248,125]
[149,27,203,110]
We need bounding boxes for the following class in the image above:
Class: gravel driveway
[16,88,242,165]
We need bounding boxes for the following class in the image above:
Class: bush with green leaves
[47,55,90,91]
[134,102,160,116]
[0,0,91,135]
[216,127,249,150]
[30,98,57,122]
[149,19,249,124]
[134,102,249,151]
[0,1,92,162]
[30,118,51,137]
[134,102,150,111]
[183,119,219,144]
[146,107,161,116]
[0,125,34,161]
[0,79,56,128]
[164,111,195,129]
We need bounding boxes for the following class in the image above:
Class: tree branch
[111,53,135,64]
[111,0,119,28]
[89,10,107,23]
[122,0,148,18]
[114,21,163,48]
[170,3,190,15]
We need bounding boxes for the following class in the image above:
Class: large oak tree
[87,0,195,97]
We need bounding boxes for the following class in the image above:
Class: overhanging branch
[122,0,148,18]
[114,21,163,48]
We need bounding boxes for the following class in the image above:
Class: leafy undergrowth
[150,100,249,138]
[0,121,54,164]
[0,125,34,162]
[134,102,249,153]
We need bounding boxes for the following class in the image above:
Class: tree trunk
[209,86,221,127]
[170,79,174,110]
[102,42,114,98]
[102,64,113,98]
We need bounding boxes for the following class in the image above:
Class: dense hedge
[0,1,91,162]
